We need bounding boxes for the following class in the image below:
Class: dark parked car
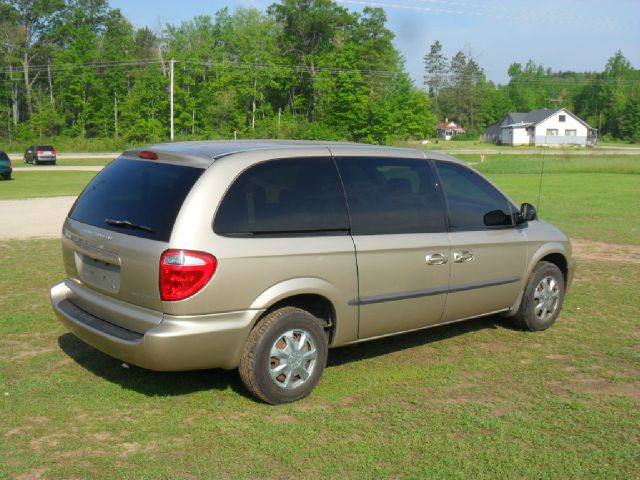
[0,151,12,180]
[24,145,57,165]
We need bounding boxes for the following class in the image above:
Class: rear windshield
[0,151,9,161]
[36,146,54,150]
[69,158,203,241]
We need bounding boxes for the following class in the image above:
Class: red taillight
[36,150,44,154]
[9,160,12,168]
[160,250,217,301]
[51,150,57,154]
[139,150,159,160]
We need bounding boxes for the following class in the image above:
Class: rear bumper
[0,165,11,175]
[36,155,56,163]
[50,281,263,371]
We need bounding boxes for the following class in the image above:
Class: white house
[485,108,596,146]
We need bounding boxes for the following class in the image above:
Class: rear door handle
[425,253,448,265]
[453,250,475,263]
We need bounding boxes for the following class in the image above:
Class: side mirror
[520,203,537,222]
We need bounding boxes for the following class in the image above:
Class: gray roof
[522,108,561,125]
[144,140,366,159]
[502,109,560,127]
[121,139,466,167]
[506,112,528,124]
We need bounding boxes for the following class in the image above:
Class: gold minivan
[50,141,574,404]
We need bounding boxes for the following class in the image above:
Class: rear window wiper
[104,218,156,234]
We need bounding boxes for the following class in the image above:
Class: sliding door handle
[425,253,448,265]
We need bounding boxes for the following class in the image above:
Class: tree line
[1,0,638,147]
[0,0,434,145]
[423,41,640,142]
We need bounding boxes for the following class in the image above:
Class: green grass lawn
[0,239,638,479]
[0,171,98,200]
[464,154,640,175]
[488,173,640,245]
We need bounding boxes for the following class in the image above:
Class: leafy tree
[2,0,66,118]
[423,40,447,114]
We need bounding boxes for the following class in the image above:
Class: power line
[1,58,638,87]
[337,0,640,28]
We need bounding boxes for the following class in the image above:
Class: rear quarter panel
[163,147,360,345]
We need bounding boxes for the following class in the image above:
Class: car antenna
[536,133,547,213]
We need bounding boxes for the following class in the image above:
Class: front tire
[512,261,565,331]
[239,307,328,404]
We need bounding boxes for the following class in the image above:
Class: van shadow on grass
[327,314,515,367]
[57,333,250,399]
[58,314,515,398]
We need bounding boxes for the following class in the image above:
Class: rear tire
[239,307,328,404]
[512,261,565,331]
[1,173,10,180]
[33,158,38,166]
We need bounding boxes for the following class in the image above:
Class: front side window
[214,157,349,236]
[435,161,515,231]
[335,157,446,235]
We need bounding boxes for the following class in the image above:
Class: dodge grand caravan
[50,141,574,404]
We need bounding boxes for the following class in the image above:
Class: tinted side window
[435,161,514,230]
[335,157,446,235]
[214,157,349,236]
[0,151,9,161]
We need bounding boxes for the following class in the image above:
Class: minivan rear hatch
[62,157,204,314]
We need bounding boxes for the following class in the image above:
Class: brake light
[51,150,57,154]
[139,150,159,160]
[36,150,44,154]
[9,160,12,168]
[160,250,217,301]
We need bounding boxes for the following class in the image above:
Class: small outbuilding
[485,108,596,146]
[436,119,465,141]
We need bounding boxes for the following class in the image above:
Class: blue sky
[109,0,640,85]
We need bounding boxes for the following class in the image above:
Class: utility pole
[47,59,55,110]
[170,59,175,142]
[114,90,118,139]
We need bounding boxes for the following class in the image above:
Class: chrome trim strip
[448,275,521,294]
[349,275,520,306]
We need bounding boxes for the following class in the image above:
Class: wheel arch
[505,242,571,316]
[249,278,341,344]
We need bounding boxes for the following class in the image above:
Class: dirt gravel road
[0,196,76,240]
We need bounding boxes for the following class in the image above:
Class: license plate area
[75,252,121,293]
